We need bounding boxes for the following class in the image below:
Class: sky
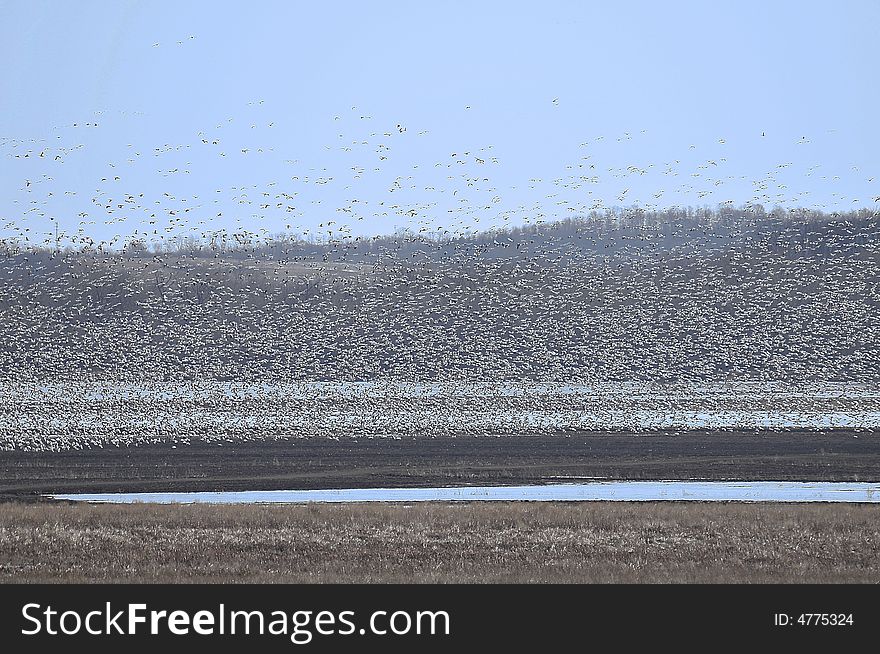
[1,0,878,248]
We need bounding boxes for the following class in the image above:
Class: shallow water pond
[50,480,880,504]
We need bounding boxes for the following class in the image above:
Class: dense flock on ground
[0,206,878,450]
[1,207,877,383]
[2,380,879,450]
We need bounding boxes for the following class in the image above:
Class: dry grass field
[2,500,879,583]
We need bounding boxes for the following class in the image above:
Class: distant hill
[0,207,877,382]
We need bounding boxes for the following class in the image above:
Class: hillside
[0,207,877,383]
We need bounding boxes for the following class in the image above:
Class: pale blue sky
[1,0,878,248]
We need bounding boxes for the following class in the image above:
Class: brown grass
[2,501,879,583]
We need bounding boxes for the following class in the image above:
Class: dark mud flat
[2,430,879,500]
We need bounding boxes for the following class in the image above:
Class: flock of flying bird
[3,97,878,254]
[1,88,879,451]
